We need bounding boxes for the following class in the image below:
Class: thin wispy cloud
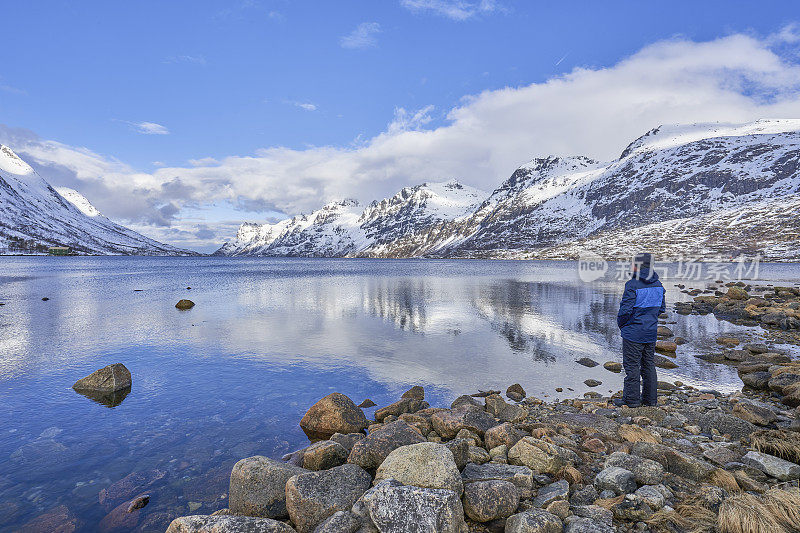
[293,101,318,111]
[123,121,170,135]
[340,22,381,49]
[400,0,503,20]
[163,54,207,65]
[0,77,26,95]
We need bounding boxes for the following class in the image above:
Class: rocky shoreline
[156,282,800,532]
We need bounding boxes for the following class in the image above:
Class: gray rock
[634,485,665,510]
[347,420,425,470]
[450,395,482,410]
[631,442,715,481]
[532,480,569,508]
[571,505,613,525]
[461,462,533,498]
[594,467,636,495]
[72,363,131,393]
[375,398,426,422]
[330,433,365,453]
[508,437,579,474]
[699,410,757,440]
[742,450,800,481]
[484,422,526,451]
[313,510,360,533]
[165,515,295,532]
[732,400,776,426]
[375,442,463,495]
[467,446,490,465]
[302,441,348,471]
[564,516,615,533]
[431,408,498,439]
[569,485,599,506]
[300,393,369,440]
[360,479,467,533]
[740,371,771,390]
[444,439,469,470]
[505,509,563,533]
[229,456,308,518]
[577,358,599,367]
[604,452,663,485]
[462,480,519,522]
[285,463,371,533]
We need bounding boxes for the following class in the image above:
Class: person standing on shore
[615,253,666,407]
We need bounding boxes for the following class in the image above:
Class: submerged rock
[72,363,131,393]
[175,299,195,310]
[299,393,368,440]
[603,361,622,373]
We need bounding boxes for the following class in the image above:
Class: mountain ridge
[0,145,194,256]
[217,119,800,261]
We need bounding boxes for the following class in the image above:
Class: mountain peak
[0,145,35,176]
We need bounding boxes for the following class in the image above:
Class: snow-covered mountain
[0,145,191,255]
[216,180,486,257]
[217,119,800,260]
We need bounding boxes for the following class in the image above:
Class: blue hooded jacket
[617,267,666,344]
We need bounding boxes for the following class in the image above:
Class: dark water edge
[1,257,799,532]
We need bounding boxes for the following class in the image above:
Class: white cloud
[340,22,381,49]
[127,121,170,135]
[400,0,502,20]
[290,101,318,111]
[3,28,800,251]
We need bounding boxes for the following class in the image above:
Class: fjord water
[1,257,798,531]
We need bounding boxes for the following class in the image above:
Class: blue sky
[2,1,800,252]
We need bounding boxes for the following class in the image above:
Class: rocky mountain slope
[0,145,190,255]
[217,119,800,261]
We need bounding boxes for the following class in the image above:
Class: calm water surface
[1,257,799,531]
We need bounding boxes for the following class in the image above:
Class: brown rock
[506,383,526,401]
[175,299,195,310]
[19,505,79,533]
[99,469,165,509]
[582,438,607,454]
[654,355,678,369]
[655,341,677,353]
[484,422,526,450]
[431,408,498,439]
[401,386,425,400]
[374,398,425,422]
[617,424,659,444]
[299,393,368,440]
[73,363,131,393]
[603,361,622,373]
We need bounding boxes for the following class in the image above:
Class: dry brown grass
[717,492,787,533]
[762,486,800,531]
[748,428,800,464]
[709,469,740,493]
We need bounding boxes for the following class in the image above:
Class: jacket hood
[633,267,660,283]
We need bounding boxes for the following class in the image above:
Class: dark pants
[622,339,657,407]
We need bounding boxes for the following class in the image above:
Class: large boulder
[593,467,636,495]
[461,480,519,522]
[301,441,348,471]
[431,408,498,439]
[604,452,664,485]
[229,456,308,518]
[165,515,295,532]
[375,442,463,494]
[312,510,361,533]
[732,400,777,426]
[631,442,714,481]
[484,422,525,451]
[300,393,369,440]
[699,410,757,440]
[347,420,425,470]
[505,509,562,533]
[508,437,578,474]
[742,451,800,481]
[285,463,371,533]
[72,364,131,393]
[358,479,467,533]
[461,463,534,498]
